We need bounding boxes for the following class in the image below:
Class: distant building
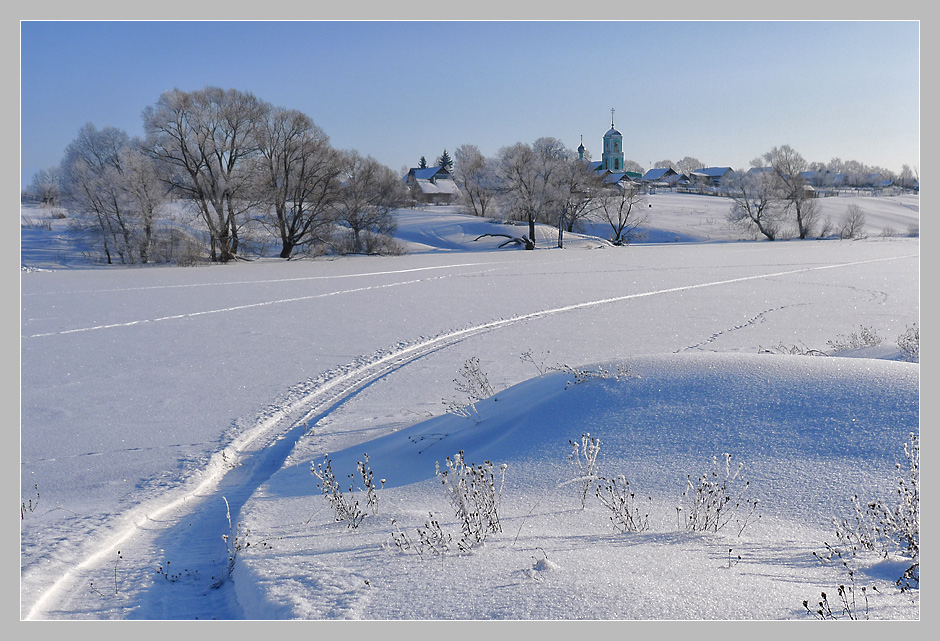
[641,167,680,187]
[601,109,625,173]
[579,109,638,191]
[402,166,461,205]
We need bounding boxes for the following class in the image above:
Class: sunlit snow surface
[20,195,919,620]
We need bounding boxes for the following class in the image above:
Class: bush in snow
[827,325,883,352]
[569,433,601,509]
[595,474,652,533]
[803,574,874,620]
[822,433,918,586]
[443,356,496,422]
[311,453,384,528]
[552,362,634,390]
[896,324,919,363]
[678,453,760,535]
[839,204,868,240]
[436,451,507,551]
[388,513,453,563]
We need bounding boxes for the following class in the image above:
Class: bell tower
[602,108,624,172]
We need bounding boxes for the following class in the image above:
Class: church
[578,109,639,188]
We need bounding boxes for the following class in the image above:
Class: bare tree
[254,107,342,258]
[725,168,785,240]
[764,145,818,238]
[330,150,407,254]
[142,87,268,262]
[594,181,648,245]
[554,156,600,248]
[59,124,136,264]
[494,137,569,249]
[453,144,496,218]
[839,204,868,239]
[117,143,171,264]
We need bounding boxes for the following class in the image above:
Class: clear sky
[20,20,920,188]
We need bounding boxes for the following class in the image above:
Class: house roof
[414,178,460,195]
[641,167,677,181]
[694,167,734,177]
[405,166,450,181]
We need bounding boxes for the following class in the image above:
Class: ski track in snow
[24,251,917,620]
[20,260,514,298]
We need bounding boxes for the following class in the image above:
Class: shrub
[436,451,507,551]
[310,454,383,528]
[443,356,496,422]
[839,204,868,239]
[897,324,919,362]
[595,475,652,533]
[827,325,883,352]
[820,433,919,587]
[389,513,453,561]
[569,433,602,509]
[678,453,759,535]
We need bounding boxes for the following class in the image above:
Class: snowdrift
[234,352,919,620]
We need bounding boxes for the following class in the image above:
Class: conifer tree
[418,156,428,169]
[437,149,453,171]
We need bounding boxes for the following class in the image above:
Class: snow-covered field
[20,192,920,620]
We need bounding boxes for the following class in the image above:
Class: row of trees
[445,140,914,246]
[26,87,408,264]
[447,138,648,248]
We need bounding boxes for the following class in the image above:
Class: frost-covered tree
[59,124,135,264]
[453,144,496,218]
[59,125,170,264]
[494,137,570,248]
[330,150,408,253]
[763,145,819,239]
[677,156,703,176]
[554,154,600,248]
[116,143,171,264]
[725,167,785,240]
[142,86,268,262]
[254,107,343,258]
[25,166,61,206]
[595,181,648,245]
[418,156,428,169]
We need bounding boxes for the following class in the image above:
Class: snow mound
[235,352,918,619]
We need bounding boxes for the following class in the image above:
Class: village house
[402,165,461,205]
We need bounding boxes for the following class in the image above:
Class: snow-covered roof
[694,167,734,177]
[414,178,460,195]
[604,127,622,138]
[641,167,676,181]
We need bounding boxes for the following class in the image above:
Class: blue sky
[20,20,920,188]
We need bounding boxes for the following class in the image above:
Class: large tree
[25,166,62,207]
[254,107,342,258]
[763,145,819,239]
[59,124,135,264]
[142,86,268,262]
[553,154,599,248]
[453,144,496,218]
[677,156,703,176]
[594,181,648,245]
[494,137,569,248]
[724,167,785,240]
[330,150,407,253]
